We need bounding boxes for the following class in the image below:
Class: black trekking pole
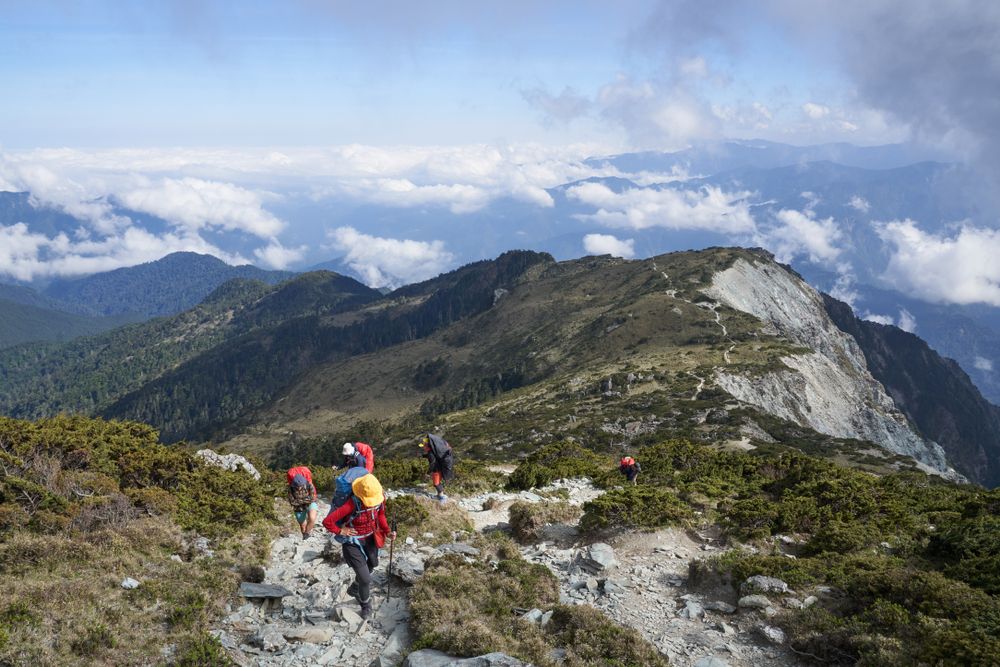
[386,518,398,605]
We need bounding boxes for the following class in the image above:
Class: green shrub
[70,623,116,657]
[508,501,582,543]
[548,605,669,667]
[125,486,179,515]
[175,467,275,537]
[507,440,616,491]
[386,494,472,544]
[175,634,233,667]
[580,486,689,533]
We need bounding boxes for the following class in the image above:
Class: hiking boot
[437,493,448,504]
[302,531,311,540]
[347,581,359,599]
[360,600,372,620]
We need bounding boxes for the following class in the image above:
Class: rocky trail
[213,477,806,667]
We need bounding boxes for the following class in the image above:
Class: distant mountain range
[1,139,998,405]
[2,247,998,489]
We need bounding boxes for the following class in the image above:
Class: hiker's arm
[310,484,318,502]
[321,501,351,534]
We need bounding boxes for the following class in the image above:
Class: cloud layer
[326,226,455,288]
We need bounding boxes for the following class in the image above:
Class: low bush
[388,494,473,544]
[580,486,690,533]
[508,500,582,543]
[507,441,613,490]
[547,605,670,667]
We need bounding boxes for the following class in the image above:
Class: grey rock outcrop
[704,258,954,475]
[741,575,789,595]
[239,582,293,599]
[195,449,261,480]
[403,650,527,667]
[575,543,617,574]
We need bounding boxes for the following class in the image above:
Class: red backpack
[287,466,314,486]
[353,442,375,473]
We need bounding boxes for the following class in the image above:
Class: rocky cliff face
[824,294,1000,488]
[703,257,957,477]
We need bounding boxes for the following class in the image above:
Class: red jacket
[322,496,390,547]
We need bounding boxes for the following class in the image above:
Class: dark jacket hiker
[619,456,641,485]
[420,433,454,502]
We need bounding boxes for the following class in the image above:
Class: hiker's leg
[432,471,443,495]
[363,536,380,572]
[304,503,318,534]
[342,542,373,603]
[295,509,308,534]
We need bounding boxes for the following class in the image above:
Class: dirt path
[215,476,804,667]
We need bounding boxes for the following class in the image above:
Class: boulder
[120,577,140,590]
[390,554,426,584]
[575,543,618,574]
[436,543,481,557]
[760,624,787,645]
[521,608,544,624]
[741,575,789,595]
[256,625,287,652]
[704,600,737,614]
[403,650,528,667]
[282,626,334,643]
[679,600,705,620]
[339,606,366,633]
[803,595,819,608]
[694,658,731,667]
[239,582,293,599]
[737,594,772,610]
[195,449,261,480]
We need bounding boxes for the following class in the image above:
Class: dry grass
[389,494,475,545]
[0,515,279,666]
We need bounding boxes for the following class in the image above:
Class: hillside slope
[42,251,295,318]
[825,294,1000,487]
[0,298,132,348]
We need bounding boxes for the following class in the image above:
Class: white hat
[342,442,355,455]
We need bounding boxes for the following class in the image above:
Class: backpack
[332,467,370,510]
[289,473,314,509]
[286,465,314,487]
[354,442,375,472]
[426,434,455,480]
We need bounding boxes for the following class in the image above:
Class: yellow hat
[352,474,384,508]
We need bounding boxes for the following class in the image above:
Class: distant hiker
[322,473,395,620]
[340,441,375,473]
[286,466,319,539]
[420,433,455,503]
[619,456,641,486]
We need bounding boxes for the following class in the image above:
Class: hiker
[322,473,395,620]
[420,433,454,503]
[619,456,641,486]
[340,441,375,473]
[286,466,319,539]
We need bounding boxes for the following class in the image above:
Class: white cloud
[974,356,994,372]
[876,220,1000,306]
[567,182,755,233]
[848,195,870,213]
[897,307,917,333]
[254,240,307,270]
[582,233,635,258]
[0,222,244,282]
[117,177,285,238]
[761,208,842,266]
[521,86,592,125]
[863,312,895,326]
[802,102,831,120]
[326,226,454,288]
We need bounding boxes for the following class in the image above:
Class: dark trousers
[342,536,379,603]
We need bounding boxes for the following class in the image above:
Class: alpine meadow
[2,2,1000,666]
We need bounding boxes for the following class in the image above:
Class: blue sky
[0,0,883,149]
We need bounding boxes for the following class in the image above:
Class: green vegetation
[388,494,474,544]
[410,533,666,666]
[0,415,279,665]
[0,297,130,349]
[507,441,615,490]
[595,436,1000,665]
[581,486,691,533]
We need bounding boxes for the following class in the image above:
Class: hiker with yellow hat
[322,473,394,619]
